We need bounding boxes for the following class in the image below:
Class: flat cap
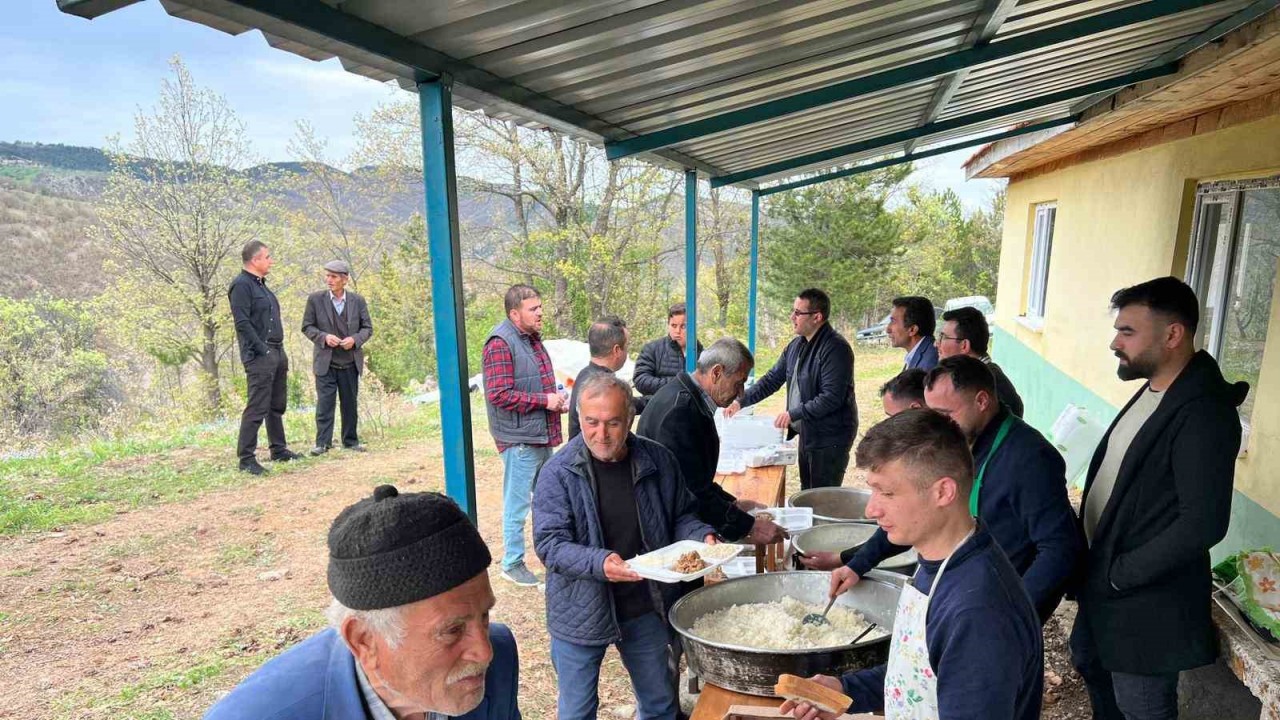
[323,260,351,275]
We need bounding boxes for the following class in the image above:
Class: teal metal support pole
[685,169,698,373]
[748,190,760,372]
[418,79,477,522]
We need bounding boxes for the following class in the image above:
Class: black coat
[636,372,755,541]
[988,360,1025,418]
[740,323,857,450]
[227,270,283,364]
[1077,350,1247,673]
[634,336,703,396]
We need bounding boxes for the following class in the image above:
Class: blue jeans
[550,612,678,720]
[501,444,552,571]
[1070,614,1180,720]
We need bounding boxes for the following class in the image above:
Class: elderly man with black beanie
[205,486,521,720]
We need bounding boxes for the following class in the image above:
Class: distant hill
[0,140,526,300]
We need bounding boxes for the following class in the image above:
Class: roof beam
[1071,0,1280,114]
[905,0,1019,154]
[605,0,1234,160]
[218,0,726,175]
[756,116,1077,197]
[710,64,1175,188]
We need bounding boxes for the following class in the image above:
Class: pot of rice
[790,524,919,575]
[669,570,903,696]
[787,487,875,525]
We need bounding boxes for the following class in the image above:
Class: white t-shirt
[1083,387,1165,545]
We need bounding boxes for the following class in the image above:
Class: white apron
[882,531,972,719]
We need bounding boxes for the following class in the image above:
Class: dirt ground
[1,401,1091,719]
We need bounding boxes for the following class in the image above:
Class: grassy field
[0,344,910,719]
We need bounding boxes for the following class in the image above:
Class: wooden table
[716,464,788,571]
[690,682,878,720]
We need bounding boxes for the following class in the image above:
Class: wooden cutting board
[723,705,878,719]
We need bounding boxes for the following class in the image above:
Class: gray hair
[326,596,407,650]
[576,373,635,415]
[696,337,754,376]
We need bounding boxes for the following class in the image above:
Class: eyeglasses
[790,310,818,317]
[937,332,961,343]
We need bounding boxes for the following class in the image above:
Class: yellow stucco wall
[996,112,1280,516]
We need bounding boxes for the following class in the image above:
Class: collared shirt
[481,329,562,453]
[354,661,446,720]
[330,290,346,317]
[903,337,924,369]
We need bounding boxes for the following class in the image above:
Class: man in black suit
[637,337,785,545]
[228,240,301,475]
[1072,277,1247,719]
[301,260,374,455]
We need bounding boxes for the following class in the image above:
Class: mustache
[1114,351,1129,361]
[447,663,488,684]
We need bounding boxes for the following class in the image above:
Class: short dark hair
[880,369,926,405]
[925,355,996,398]
[797,288,831,321]
[892,296,936,337]
[504,284,540,314]
[941,307,989,355]
[1110,276,1200,334]
[856,408,973,491]
[667,302,687,320]
[588,316,627,357]
[241,240,269,264]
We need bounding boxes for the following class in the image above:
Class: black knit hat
[327,485,491,610]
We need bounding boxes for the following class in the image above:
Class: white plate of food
[628,540,744,583]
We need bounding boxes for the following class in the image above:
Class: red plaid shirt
[482,331,562,452]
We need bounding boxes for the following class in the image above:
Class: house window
[1027,203,1056,320]
[1186,176,1280,425]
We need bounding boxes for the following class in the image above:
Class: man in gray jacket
[301,260,373,455]
[726,288,857,489]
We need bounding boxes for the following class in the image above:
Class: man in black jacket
[1072,277,1246,720]
[301,261,374,455]
[228,241,301,474]
[937,306,1024,417]
[633,302,703,398]
[637,338,786,544]
[726,288,857,490]
[567,316,632,440]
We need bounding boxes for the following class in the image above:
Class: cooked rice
[690,596,875,649]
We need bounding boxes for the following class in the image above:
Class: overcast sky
[4,0,1003,211]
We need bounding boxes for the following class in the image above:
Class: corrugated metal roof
[122,0,1265,189]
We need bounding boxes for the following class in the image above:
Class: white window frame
[1184,175,1280,456]
[1026,203,1057,323]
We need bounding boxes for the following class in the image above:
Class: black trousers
[798,442,852,490]
[315,364,360,449]
[1070,610,1180,720]
[237,348,288,464]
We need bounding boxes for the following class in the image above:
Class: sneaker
[309,446,330,457]
[343,444,367,453]
[239,461,269,476]
[271,449,303,462]
[500,564,540,587]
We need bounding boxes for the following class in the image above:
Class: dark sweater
[987,360,1024,418]
[845,407,1081,622]
[842,524,1043,719]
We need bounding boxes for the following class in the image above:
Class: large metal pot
[790,523,877,557]
[788,487,874,525]
[670,570,903,696]
[790,524,919,575]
